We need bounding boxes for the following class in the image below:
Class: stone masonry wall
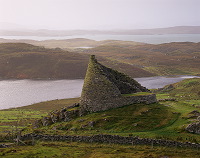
[21,133,200,150]
[80,55,157,113]
[81,94,157,113]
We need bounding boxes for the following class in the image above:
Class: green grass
[0,98,80,136]
[158,78,200,100]
[24,78,200,143]
[148,78,200,141]
[15,98,80,112]
[0,141,200,158]
[122,92,152,96]
[29,102,179,138]
[0,109,46,134]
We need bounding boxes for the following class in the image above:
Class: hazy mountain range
[0,25,200,36]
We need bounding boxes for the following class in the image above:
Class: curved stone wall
[81,93,157,113]
[80,55,157,113]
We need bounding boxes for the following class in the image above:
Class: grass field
[1,141,200,158]
[23,97,199,143]
[34,102,178,135]
[0,98,79,137]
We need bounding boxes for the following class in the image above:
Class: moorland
[82,41,200,76]
[0,38,199,78]
[0,42,153,79]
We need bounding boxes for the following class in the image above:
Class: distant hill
[1,40,199,77]
[0,26,200,36]
[118,26,200,35]
[0,43,154,79]
[83,42,200,76]
[0,38,144,50]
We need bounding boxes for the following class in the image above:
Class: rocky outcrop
[189,110,200,117]
[157,84,175,92]
[185,110,200,134]
[63,110,80,122]
[0,144,10,148]
[186,110,200,119]
[34,103,80,128]
[186,122,200,134]
[41,117,53,126]
[80,55,157,113]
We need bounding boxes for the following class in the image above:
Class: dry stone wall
[81,94,157,113]
[21,133,200,150]
[80,55,157,113]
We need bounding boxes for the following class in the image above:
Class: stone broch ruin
[37,55,157,126]
[80,55,157,113]
[23,56,200,148]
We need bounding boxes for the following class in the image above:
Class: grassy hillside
[0,43,154,79]
[0,98,79,135]
[33,102,178,135]
[0,100,177,137]
[156,78,200,100]
[1,78,200,157]
[83,42,200,76]
[0,79,199,139]
[24,78,200,142]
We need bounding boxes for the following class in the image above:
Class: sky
[0,0,200,30]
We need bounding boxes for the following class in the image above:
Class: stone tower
[80,55,156,113]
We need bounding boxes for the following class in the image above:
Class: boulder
[41,117,53,126]
[64,109,80,122]
[185,122,200,134]
[189,110,200,116]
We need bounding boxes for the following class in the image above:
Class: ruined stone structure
[34,103,80,127]
[80,55,157,113]
[185,110,200,134]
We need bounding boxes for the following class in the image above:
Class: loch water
[0,76,199,110]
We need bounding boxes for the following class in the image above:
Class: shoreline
[0,76,199,110]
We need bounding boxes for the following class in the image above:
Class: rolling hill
[0,43,154,79]
[1,26,200,36]
[83,42,200,76]
[0,38,144,50]
[1,40,199,77]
